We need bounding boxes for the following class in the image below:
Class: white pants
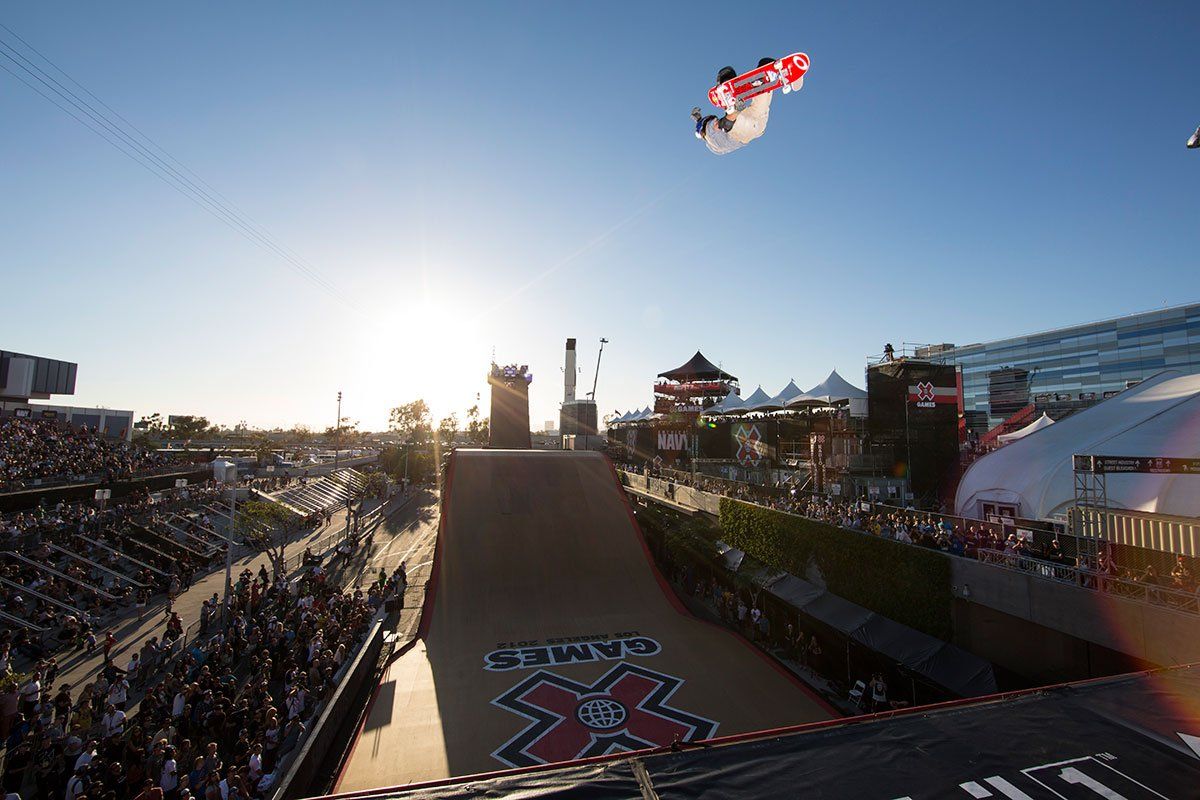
[730,91,773,144]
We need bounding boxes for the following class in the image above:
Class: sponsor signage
[907,381,956,409]
[491,662,719,768]
[484,635,662,672]
[1075,454,1200,474]
[733,423,768,466]
[656,430,691,453]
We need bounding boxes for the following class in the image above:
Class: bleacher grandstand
[271,468,368,515]
[0,484,236,660]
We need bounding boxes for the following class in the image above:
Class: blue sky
[3,2,1198,431]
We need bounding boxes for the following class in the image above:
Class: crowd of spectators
[0,486,228,664]
[1,419,171,490]
[0,558,399,800]
[623,463,1200,605]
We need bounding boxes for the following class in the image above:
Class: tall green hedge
[719,498,952,639]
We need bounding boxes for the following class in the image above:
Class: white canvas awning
[997,412,1054,444]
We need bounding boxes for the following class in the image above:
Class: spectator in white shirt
[101,703,126,738]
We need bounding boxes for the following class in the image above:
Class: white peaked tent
[638,406,654,420]
[727,386,772,415]
[997,412,1054,444]
[955,371,1200,520]
[787,370,868,407]
[703,389,744,416]
[750,379,806,412]
[611,411,632,424]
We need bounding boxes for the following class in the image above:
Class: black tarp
[799,592,876,636]
[354,665,1200,799]
[761,571,997,698]
[657,351,737,382]
[765,574,825,608]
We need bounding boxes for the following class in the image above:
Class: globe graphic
[575,697,628,730]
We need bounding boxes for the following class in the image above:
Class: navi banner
[655,429,692,455]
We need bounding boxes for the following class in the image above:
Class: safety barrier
[975,548,1199,615]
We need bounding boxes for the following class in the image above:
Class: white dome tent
[955,371,1200,520]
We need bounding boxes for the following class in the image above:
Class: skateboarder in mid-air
[693,59,777,155]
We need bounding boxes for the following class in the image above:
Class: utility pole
[333,388,343,470]
[587,338,609,400]
[213,460,237,619]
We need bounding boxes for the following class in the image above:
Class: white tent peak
[788,370,867,406]
[726,385,772,415]
[703,388,744,416]
[997,412,1054,444]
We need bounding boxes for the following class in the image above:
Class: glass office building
[924,303,1200,433]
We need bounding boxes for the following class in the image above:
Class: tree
[169,415,211,440]
[251,434,275,466]
[323,416,359,441]
[465,402,489,446]
[389,400,431,444]
[235,500,299,569]
[437,413,459,446]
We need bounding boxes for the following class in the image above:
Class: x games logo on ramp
[490,663,718,768]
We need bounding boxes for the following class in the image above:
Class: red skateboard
[707,53,810,115]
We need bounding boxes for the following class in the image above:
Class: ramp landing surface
[336,450,831,791]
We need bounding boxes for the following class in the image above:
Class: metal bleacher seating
[272,468,367,515]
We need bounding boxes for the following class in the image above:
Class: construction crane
[586,338,608,401]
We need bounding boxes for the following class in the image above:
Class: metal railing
[976,548,1200,614]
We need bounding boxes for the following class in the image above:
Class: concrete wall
[949,557,1200,668]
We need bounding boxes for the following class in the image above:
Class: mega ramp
[336,450,831,791]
